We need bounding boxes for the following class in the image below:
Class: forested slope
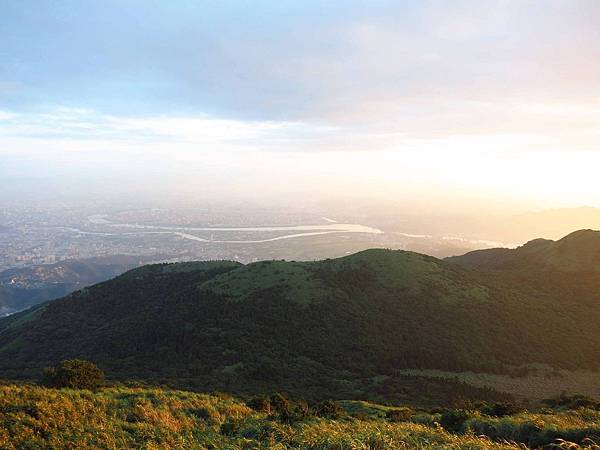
[1,233,600,401]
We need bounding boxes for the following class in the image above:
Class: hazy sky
[1,1,599,210]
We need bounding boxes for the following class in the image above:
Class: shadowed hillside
[1,233,600,402]
[0,255,158,316]
[448,229,600,272]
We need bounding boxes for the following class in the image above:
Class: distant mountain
[0,255,156,316]
[1,234,600,401]
[448,229,600,272]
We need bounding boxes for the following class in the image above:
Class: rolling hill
[1,231,600,402]
[0,255,157,316]
[447,230,600,331]
[447,229,600,272]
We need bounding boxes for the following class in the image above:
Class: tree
[42,359,105,390]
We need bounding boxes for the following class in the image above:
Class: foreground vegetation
[1,383,600,449]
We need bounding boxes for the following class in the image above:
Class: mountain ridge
[447,228,600,272]
[1,230,600,401]
[0,255,159,316]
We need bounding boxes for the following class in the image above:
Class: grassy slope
[1,384,600,449]
[199,249,490,304]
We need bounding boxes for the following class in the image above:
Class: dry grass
[1,384,600,449]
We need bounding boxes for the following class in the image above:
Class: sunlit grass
[1,384,600,449]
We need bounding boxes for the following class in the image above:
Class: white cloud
[0,108,314,157]
[1,97,599,162]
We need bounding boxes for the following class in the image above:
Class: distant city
[3,201,599,317]
[0,203,515,274]
[0,202,514,315]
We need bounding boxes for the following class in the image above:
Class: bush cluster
[41,359,105,390]
[247,393,343,423]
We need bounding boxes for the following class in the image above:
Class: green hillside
[448,230,600,353]
[1,234,600,403]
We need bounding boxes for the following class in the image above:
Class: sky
[1,0,600,211]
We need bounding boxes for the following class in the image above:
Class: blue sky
[4,0,598,121]
[3,0,399,118]
[1,1,600,208]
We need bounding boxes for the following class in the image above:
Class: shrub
[314,400,343,419]
[240,419,290,441]
[385,407,414,422]
[480,402,522,417]
[42,359,105,390]
[220,419,243,436]
[515,419,545,447]
[269,393,311,424]
[247,395,272,414]
[543,394,599,410]
[440,409,473,432]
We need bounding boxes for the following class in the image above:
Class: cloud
[0,108,306,154]
[2,1,599,123]
[1,96,599,163]
[1,0,599,211]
